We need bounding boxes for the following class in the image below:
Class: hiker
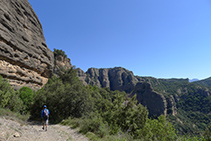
[41,105,50,131]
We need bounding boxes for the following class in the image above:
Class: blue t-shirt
[41,109,50,118]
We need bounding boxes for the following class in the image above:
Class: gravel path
[0,117,89,141]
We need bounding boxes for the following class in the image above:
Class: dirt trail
[0,117,89,141]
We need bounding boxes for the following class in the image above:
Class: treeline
[30,67,177,140]
[0,68,211,140]
[0,75,34,114]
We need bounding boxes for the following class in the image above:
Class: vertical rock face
[0,0,54,90]
[77,67,139,92]
[130,82,167,117]
[77,67,168,117]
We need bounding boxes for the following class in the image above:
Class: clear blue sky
[28,0,211,80]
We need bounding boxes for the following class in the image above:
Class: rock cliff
[77,67,168,117]
[0,0,54,90]
[77,67,139,92]
[130,82,167,117]
[54,55,72,75]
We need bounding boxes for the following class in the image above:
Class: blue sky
[28,0,211,80]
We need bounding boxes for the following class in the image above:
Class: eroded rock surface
[77,67,168,117]
[0,0,54,90]
[54,55,71,75]
[131,82,167,117]
[77,67,139,92]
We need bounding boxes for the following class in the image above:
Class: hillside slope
[77,67,211,135]
[193,77,211,87]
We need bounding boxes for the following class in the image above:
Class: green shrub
[30,68,94,123]
[136,115,177,141]
[53,48,67,58]
[80,113,109,138]
[60,117,82,129]
[19,87,34,113]
[0,75,23,113]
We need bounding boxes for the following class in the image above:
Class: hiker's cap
[44,105,47,108]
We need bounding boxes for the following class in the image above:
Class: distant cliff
[77,67,167,117]
[0,0,54,90]
[77,67,211,118]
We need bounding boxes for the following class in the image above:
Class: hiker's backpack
[43,109,49,118]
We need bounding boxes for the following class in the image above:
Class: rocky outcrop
[167,95,177,116]
[54,55,71,75]
[130,82,167,117]
[77,67,168,116]
[77,67,139,92]
[0,0,54,90]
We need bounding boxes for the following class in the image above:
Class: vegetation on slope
[53,48,67,58]
[143,77,211,136]
[193,77,211,87]
[1,66,211,140]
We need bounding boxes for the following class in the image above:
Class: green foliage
[136,115,177,141]
[104,94,148,135]
[177,93,211,113]
[19,87,34,113]
[193,77,211,87]
[79,112,109,138]
[53,48,67,58]
[0,75,23,113]
[177,136,205,141]
[31,68,94,123]
[0,108,30,122]
[203,125,211,141]
[145,77,211,136]
[175,91,211,135]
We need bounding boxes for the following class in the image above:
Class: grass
[0,108,30,125]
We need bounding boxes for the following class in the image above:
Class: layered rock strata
[0,0,54,90]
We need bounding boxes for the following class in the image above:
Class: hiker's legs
[42,120,45,130]
[45,118,49,130]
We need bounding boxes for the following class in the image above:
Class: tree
[31,69,94,123]
[19,87,34,113]
[0,75,23,112]
[136,115,177,141]
[53,48,67,58]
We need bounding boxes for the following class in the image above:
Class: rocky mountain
[77,67,211,134]
[77,67,211,119]
[0,0,54,90]
[189,78,199,82]
[77,67,167,117]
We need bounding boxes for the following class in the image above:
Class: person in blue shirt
[41,105,50,131]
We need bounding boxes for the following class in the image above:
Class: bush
[0,75,23,113]
[136,115,177,141]
[53,48,67,58]
[19,87,34,113]
[80,113,109,138]
[30,68,94,123]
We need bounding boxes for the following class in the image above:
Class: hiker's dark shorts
[42,117,49,125]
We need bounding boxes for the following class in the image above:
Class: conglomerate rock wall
[0,0,54,90]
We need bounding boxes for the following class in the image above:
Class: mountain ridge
[76,66,211,134]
